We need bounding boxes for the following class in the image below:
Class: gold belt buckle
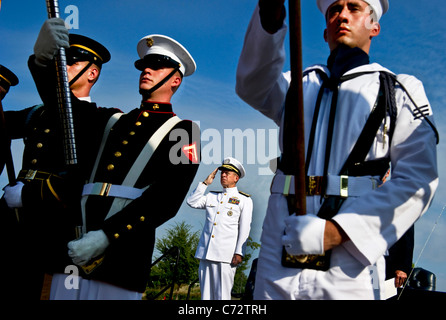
[307,176,318,196]
[91,182,112,196]
[24,170,37,180]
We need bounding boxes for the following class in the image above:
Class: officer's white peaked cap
[136,34,196,77]
[317,0,389,21]
[219,157,246,179]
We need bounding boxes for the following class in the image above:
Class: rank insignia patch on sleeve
[182,142,199,163]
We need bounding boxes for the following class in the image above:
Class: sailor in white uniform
[235,0,438,299]
[187,157,253,300]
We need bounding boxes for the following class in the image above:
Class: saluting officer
[60,34,201,300]
[187,157,253,300]
[0,18,119,299]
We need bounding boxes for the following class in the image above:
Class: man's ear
[88,66,100,82]
[323,28,328,43]
[369,22,381,38]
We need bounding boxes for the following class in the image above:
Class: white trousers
[198,260,236,300]
[49,273,143,300]
[253,194,386,300]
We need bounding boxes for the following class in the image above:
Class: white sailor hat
[135,34,196,77]
[317,0,389,21]
[218,157,246,179]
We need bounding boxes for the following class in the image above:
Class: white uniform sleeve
[235,5,289,126]
[333,75,439,266]
[186,182,208,209]
[234,196,253,257]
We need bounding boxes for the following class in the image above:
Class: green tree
[232,236,261,297]
[149,221,200,291]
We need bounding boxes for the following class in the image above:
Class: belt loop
[283,175,292,196]
[340,175,349,198]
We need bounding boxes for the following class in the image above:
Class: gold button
[217,211,220,214]
[114,151,122,157]
[211,235,215,238]
[220,201,223,204]
[140,216,145,222]
[31,159,37,165]
[37,143,43,148]
[213,223,217,226]
[142,111,149,117]
[107,164,115,171]
[127,224,132,230]
[44,129,50,133]
[114,233,120,239]
[129,131,136,136]
[135,121,142,126]
[122,140,128,145]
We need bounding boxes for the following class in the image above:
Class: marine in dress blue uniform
[59,34,201,299]
[0,19,119,299]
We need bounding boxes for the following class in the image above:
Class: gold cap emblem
[146,38,154,47]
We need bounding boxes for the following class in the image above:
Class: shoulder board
[239,191,251,197]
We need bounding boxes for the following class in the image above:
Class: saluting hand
[203,168,218,186]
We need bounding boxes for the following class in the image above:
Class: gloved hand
[68,230,110,266]
[3,181,24,208]
[282,214,326,256]
[34,18,69,67]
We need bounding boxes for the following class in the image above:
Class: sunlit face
[220,170,239,188]
[323,0,380,53]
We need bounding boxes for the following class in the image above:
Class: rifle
[281,0,329,270]
[46,0,82,239]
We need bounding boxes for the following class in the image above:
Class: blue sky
[1,0,446,293]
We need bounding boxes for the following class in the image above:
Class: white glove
[282,214,326,256]
[68,230,110,266]
[34,18,69,67]
[3,181,24,208]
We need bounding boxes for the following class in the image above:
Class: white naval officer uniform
[187,182,253,299]
[235,4,438,299]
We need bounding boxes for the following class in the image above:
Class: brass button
[44,129,50,133]
[217,211,220,214]
[127,224,132,230]
[213,223,217,226]
[107,164,115,171]
[142,111,149,117]
[211,235,215,238]
[114,151,122,157]
[114,233,120,239]
[37,143,43,148]
[135,121,142,126]
[122,140,128,145]
[140,216,145,222]
[31,159,37,165]
[129,131,136,136]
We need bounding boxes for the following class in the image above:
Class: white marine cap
[218,157,246,179]
[136,34,196,77]
[317,0,389,21]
